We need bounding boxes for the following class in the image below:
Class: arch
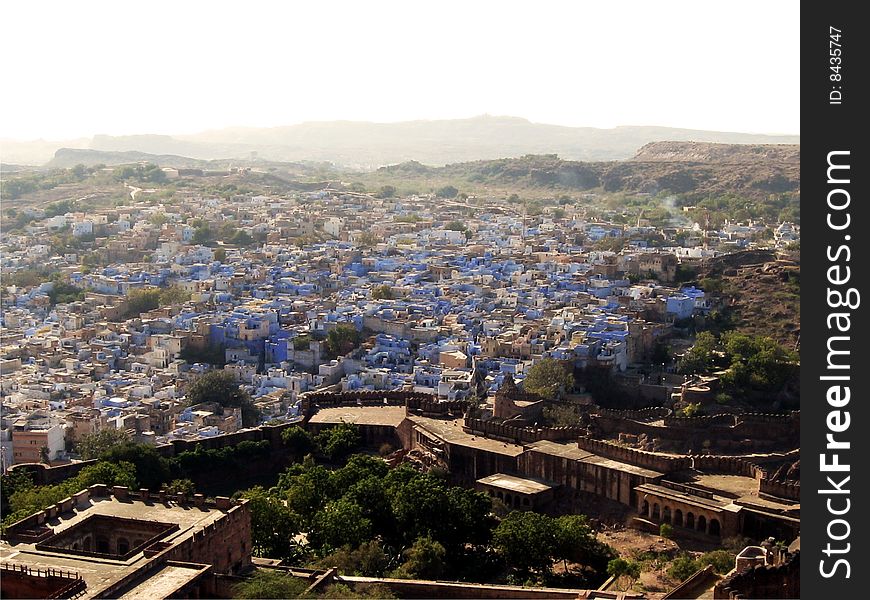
[697,515,707,533]
[72,542,79,551]
[497,491,504,500]
[652,503,660,520]
[96,536,110,554]
[117,537,130,555]
[83,536,92,552]
[674,509,683,527]
[686,512,695,529]
[523,497,530,507]
[709,518,721,536]
[641,499,650,517]
[514,496,520,508]
[505,493,513,507]
[662,506,672,524]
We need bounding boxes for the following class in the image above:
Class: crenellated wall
[758,478,800,501]
[462,417,583,444]
[714,552,799,599]
[594,407,671,422]
[576,437,691,473]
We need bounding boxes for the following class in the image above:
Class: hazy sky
[1,0,799,140]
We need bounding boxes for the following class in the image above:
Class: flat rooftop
[477,473,554,495]
[0,494,235,599]
[527,440,665,479]
[408,415,526,457]
[308,405,407,428]
[634,483,739,513]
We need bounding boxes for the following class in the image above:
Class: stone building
[1,485,251,599]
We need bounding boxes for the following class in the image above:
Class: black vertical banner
[801,4,867,598]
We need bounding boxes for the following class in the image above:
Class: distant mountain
[4,116,799,168]
[1,137,90,166]
[47,148,213,169]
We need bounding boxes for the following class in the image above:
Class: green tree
[493,511,558,576]
[213,247,227,262]
[377,185,397,199]
[698,550,736,574]
[310,498,373,553]
[395,535,447,580]
[159,286,191,306]
[660,523,674,539]
[186,370,260,427]
[607,558,641,591]
[100,443,171,490]
[75,429,131,460]
[241,486,303,562]
[164,478,196,496]
[677,331,718,375]
[232,569,309,599]
[317,540,390,577]
[231,230,255,247]
[668,555,700,581]
[435,185,459,199]
[325,324,364,359]
[555,514,615,574]
[316,422,361,463]
[282,426,316,459]
[123,288,162,318]
[522,358,574,400]
[371,285,393,300]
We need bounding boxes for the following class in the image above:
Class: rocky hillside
[374,145,800,200]
[632,141,800,163]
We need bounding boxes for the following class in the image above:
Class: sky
[0,0,800,140]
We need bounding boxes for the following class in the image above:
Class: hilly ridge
[4,116,799,167]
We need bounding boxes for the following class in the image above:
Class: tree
[159,286,191,306]
[522,358,574,400]
[371,285,393,300]
[435,185,459,199]
[395,536,446,579]
[698,550,736,574]
[76,429,131,460]
[316,422,361,463]
[241,486,303,562]
[493,511,558,576]
[324,324,364,359]
[317,540,390,577]
[100,443,171,490]
[186,370,260,427]
[677,331,718,375]
[660,523,674,539]
[232,569,309,599]
[282,426,316,459]
[607,558,641,591]
[214,247,227,262]
[377,185,397,199]
[310,498,373,553]
[231,230,255,247]
[555,514,615,574]
[164,479,196,496]
[668,555,700,581]
[123,288,162,318]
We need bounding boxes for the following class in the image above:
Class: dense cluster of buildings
[1,189,799,470]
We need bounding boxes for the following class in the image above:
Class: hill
[4,116,799,167]
[369,144,799,200]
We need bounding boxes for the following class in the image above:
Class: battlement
[758,477,801,501]
[463,416,582,444]
[576,437,691,473]
[594,407,671,422]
